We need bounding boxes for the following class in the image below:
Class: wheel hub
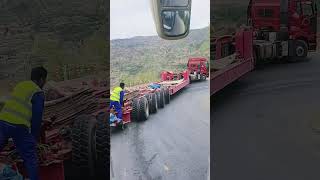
[296,46,305,57]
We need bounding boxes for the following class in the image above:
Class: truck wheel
[131,98,140,121]
[159,89,165,108]
[150,93,158,113]
[138,96,149,121]
[189,76,193,83]
[95,112,110,179]
[295,40,308,57]
[71,115,97,178]
[201,75,206,81]
[165,88,170,104]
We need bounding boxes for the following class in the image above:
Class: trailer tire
[150,93,158,113]
[95,112,110,179]
[144,93,152,108]
[165,88,170,104]
[156,91,161,108]
[138,96,149,121]
[71,115,97,178]
[131,98,140,121]
[159,89,165,108]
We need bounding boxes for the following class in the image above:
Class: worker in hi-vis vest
[110,82,125,122]
[0,67,47,180]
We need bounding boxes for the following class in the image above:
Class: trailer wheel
[131,98,140,121]
[165,88,170,104]
[144,93,152,108]
[138,96,149,121]
[156,91,161,108]
[150,93,158,113]
[95,112,110,179]
[71,114,97,178]
[159,89,165,108]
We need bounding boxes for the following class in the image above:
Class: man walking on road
[110,82,125,122]
[0,67,47,180]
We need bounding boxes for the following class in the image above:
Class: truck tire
[159,89,165,108]
[144,93,152,108]
[294,40,308,58]
[201,74,206,81]
[95,112,110,179]
[165,88,170,104]
[138,96,149,121]
[150,93,158,113]
[131,98,140,121]
[71,115,97,178]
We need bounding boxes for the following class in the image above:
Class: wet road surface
[212,53,320,180]
[111,80,210,180]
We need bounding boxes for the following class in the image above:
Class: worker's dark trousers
[110,101,123,119]
[0,121,39,180]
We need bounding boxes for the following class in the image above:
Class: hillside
[110,26,210,87]
[0,0,107,95]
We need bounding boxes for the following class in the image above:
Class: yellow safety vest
[110,87,123,102]
[0,81,42,128]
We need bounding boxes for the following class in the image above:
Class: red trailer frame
[211,28,255,95]
[160,70,190,95]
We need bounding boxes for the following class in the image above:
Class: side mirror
[150,0,192,40]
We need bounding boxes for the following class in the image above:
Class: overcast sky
[111,0,210,40]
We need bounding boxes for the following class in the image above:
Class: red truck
[211,0,317,95]
[187,57,209,82]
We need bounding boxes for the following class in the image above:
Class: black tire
[95,112,110,179]
[144,93,152,108]
[294,40,308,58]
[71,115,97,178]
[288,40,308,62]
[150,93,158,113]
[138,96,149,121]
[159,89,165,108]
[164,88,170,104]
[131,98,140,121]
[155,91,161,108]
[201,74,206,81]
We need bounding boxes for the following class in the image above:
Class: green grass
[30,25,108,81]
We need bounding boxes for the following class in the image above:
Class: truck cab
[187,57,209,81]
[247,0,317,59]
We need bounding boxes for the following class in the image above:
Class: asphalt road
[212,53,320,180]
[111,80,210,180]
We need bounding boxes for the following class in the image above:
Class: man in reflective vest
[110,82,125,122]
[0,67,47,180]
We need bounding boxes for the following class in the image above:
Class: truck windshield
[161,0,189,7]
